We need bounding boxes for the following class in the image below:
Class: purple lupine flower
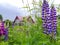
[42,0,57,36]
[42,0,52,34]
[0,21,8,41]
[42,0,48,30]
[50,6,57,35]
[0,22,5,36]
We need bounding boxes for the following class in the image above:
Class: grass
[0,17,60,45]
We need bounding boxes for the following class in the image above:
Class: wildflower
[0,22,5,36]
[50,6,57,35]
[42,0,51,34]
[42,0,57,36]
[0,21,8,41]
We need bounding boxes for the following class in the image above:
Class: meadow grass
[0,18,60,45]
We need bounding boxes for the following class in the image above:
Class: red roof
[13,16,23,23]
[16,16,23,21]
[13,16,35,23]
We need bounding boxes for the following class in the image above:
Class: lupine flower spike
[0,21,8,41]
[42,0,51,34]
[42,0,57,40]
[50,5,57,38]
[0,22,5,36]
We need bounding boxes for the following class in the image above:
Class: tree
[0,14,3,21]
[4,19,12,27]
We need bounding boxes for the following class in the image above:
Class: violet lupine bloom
[0,21,8,41]
[42,0,57,35]
[42,0,52,34]
[50,6,57,35]
[0,22,5,36]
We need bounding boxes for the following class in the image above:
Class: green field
[0,17,60,45]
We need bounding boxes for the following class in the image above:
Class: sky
[0,0,60,21]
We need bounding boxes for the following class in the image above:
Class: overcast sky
[0,0,59,21]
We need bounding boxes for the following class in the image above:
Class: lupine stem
[4,28,8,41]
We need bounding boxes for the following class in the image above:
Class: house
[26,16,35,23]
[13,16,35,26]
[13,16,23,26]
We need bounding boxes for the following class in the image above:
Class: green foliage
[58,15,60,19]
[0,14,3,20]
[4,19,12,27]
[0,17,60,45]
